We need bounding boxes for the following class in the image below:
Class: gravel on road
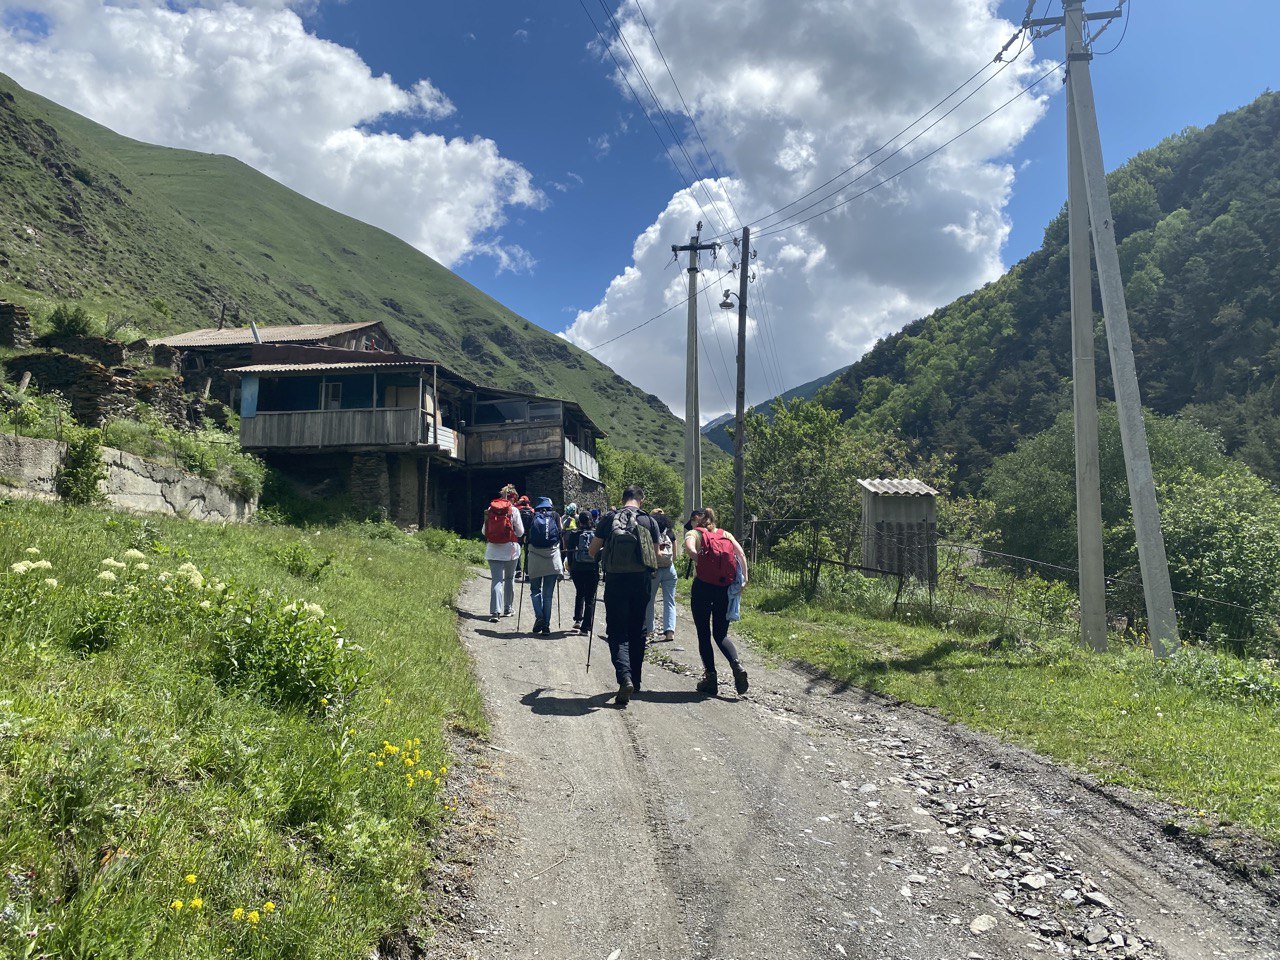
[426,574,1280,960]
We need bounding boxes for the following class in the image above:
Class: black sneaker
[695,674,718,695]
[616,681,634,707]
[488,616,499,624]
[732,665,750,695]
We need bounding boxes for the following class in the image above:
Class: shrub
[55,429,107,506]
[102,412,265,501]
[272,541,335,581]
[47,303,97,337]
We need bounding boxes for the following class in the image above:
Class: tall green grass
[0,500,482,958]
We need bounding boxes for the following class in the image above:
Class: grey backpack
[602,508,657,573]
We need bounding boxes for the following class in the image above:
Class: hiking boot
[572,620,582,630]
[732,665,750,695]
[695,674,718,695]
[663,630,675,642]
[616,681,634,707]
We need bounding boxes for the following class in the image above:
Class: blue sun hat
[534,496,555,510]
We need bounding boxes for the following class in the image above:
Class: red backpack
[485,499,517,544]
[695,528,739,586]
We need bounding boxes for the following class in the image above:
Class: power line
[754,58,1065,240]
[1091,0,1130,56]
[580,266,734,352]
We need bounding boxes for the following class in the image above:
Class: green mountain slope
[817,91,1280,488]
[0,74,684,462]
[701,365,851,453]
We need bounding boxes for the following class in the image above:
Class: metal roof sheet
[151,321,382,348]
[230,361,430,375]
[857,478,939,497]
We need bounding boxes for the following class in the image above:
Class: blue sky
[300,0,1280,337]
[2,0,1277,416]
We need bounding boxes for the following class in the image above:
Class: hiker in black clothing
[515,495,534,581]
[684,506,750,696]
[589,484,660,707]
[568,510,599,636]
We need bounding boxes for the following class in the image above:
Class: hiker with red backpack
[684,506,750,696]
[483,484,525,623]
[589,484,661,707]
[525,497,564,635]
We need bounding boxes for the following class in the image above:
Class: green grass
[0,72,698,467]
[0,499,482,958]
[738,589,1280,841]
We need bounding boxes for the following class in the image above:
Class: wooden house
[147,324,607,531]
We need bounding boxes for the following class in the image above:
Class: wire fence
[745,521,1280,658]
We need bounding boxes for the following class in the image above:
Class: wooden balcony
[241,408,463,457]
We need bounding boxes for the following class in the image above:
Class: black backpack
[573,529,597,567]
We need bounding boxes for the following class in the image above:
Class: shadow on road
[633,689,711,705]
[520,687,616,716]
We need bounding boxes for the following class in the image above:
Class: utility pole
[732,228,750,541]
[672,224,719,519]
[1032,0,1179,658]
[1065,1,1108,653]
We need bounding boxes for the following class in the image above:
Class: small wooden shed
[858,479,939,586]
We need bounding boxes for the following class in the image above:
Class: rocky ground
[424,574,1279,960]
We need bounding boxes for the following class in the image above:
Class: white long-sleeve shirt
[483,505,525,562]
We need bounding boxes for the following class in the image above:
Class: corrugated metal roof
[151,321,382,348]
[231,361,430,375]
[857,478,939,497]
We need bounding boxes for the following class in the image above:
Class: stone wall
[348,454,390,519]
[0,301,32,349]
[34,333,131,367]
[0,433,255,522]
[1,352,135,425]
[523,462,607,513]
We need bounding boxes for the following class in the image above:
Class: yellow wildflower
[404,756,414,766]
[247,910,260,925]
[184,874,197,885]
[232,908,245,921]
[190,898,203,910]
[406,775,415,788]
[376,761,384,767]
[440,765,448,776]
[263,901,276,913]
[170,899,184,912]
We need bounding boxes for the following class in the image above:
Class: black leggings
[571,566,599,633]
[690,578,740,676]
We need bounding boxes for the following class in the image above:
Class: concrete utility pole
[733,227,750,542]
[672,224,719,518]
[1065,1,1108,653]
[1033,0,1180,658]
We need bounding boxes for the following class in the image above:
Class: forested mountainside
[702,364,850,454]
[816,91,1280,488]
[0,74,685,462]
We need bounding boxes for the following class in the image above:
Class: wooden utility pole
[1032,0,1179,658]
[672,224,719,518]
[732,227,750,541]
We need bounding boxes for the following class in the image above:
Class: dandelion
[97,571,117,583]
[247,910,260,925]
[440,765,448,776]
[232,907,245,921]
[263,901,276,913]
[319,697,329,706]
[190,897,203,910]
[170,899,184,912]
[123,549,146,561]
[24,547,39,555]
[184,874,197,885]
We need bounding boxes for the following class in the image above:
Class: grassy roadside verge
[736,589,1280,844]
[0,499,483,958]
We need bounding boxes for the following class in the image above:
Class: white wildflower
[282,601,298,615]
[123,549,146,561]
[24,547,40,556]
[9,561,32,575]
[97,571,117,583]
[43,578,58,589]
[158,571,171,582]
[134,563,150,572]
[198,600,212,610]
[29,560,52,571]
[302,602,324,620]
[100,558,127,570]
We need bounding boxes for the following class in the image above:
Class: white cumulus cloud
[0,0,541,269]
[563,0,1057,421]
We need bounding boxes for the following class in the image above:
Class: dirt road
[432,574,1279,960]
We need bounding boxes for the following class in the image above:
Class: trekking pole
[585,579,600,673]
[517,566,526,632]
[556,580,562,630]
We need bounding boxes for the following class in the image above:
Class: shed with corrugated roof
[858,478,939,586]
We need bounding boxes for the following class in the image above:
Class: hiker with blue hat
[525,496,564,634]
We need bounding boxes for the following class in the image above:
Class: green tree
[598,441,682,516]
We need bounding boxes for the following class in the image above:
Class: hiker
[525,497,563,634]
[645,507,678,642]
[684,507,750,696]
[589,484,661,707]
[681,508,705,580]
[568,510,599,637]
[482,484,524,623]
[560,502,579,573]
[515,495,535,582]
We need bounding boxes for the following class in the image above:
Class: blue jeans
[488,559,518,616]
[530,575,558,626]
[646,564,678,636]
